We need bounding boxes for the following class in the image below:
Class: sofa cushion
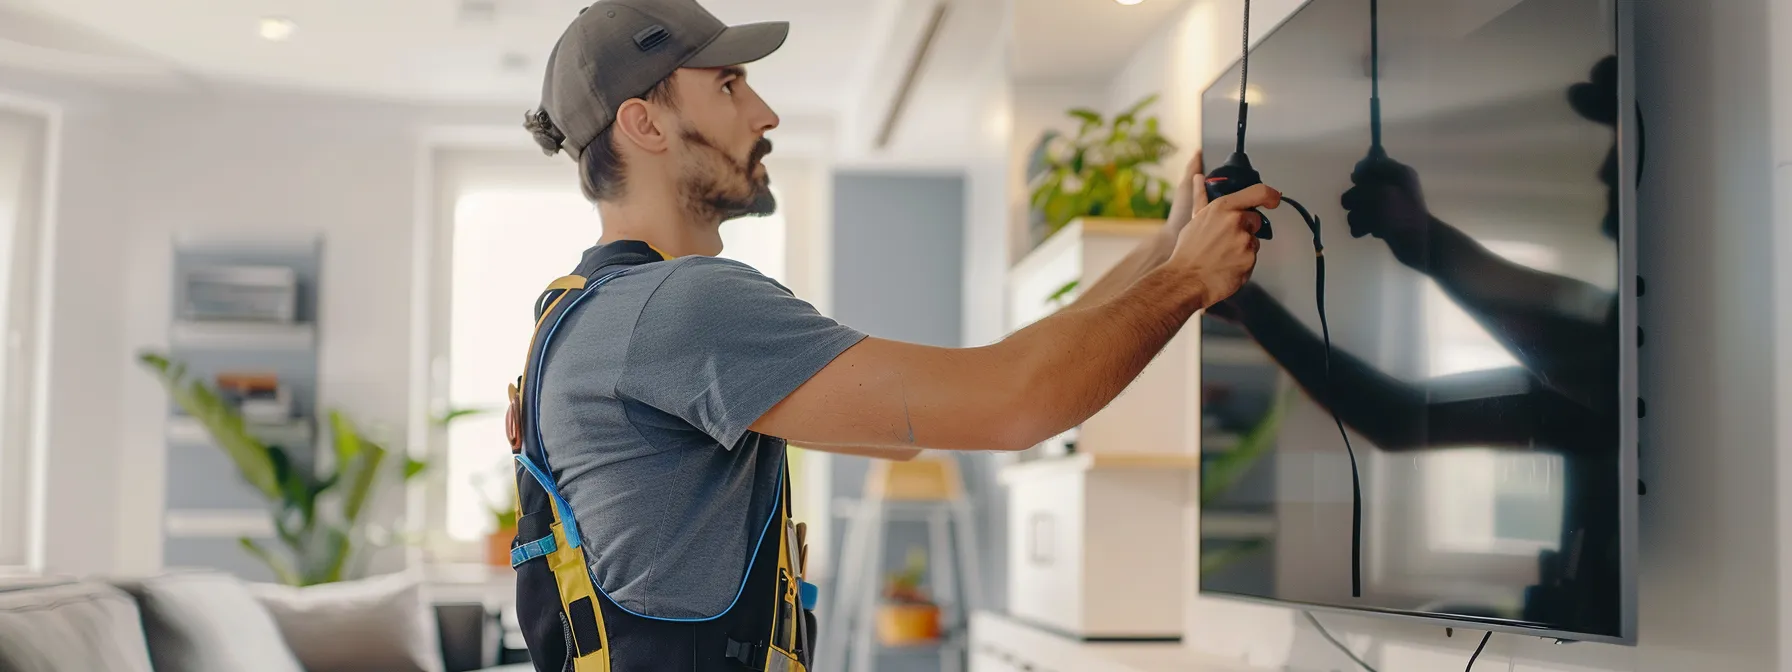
[113,569,305,672]
[248,570,445,672]
[0,579,156,672]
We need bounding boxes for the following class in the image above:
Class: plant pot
[875,603,940,646]
[486,529,516,568]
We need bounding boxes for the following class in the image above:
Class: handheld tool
[1203,0,1274,239]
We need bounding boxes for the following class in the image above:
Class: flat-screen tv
[1197,0,1638,644]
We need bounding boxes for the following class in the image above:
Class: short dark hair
[578,77,680,203]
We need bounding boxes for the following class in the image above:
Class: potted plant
[875,547,941,646]
[1026,93,1178,248]
[139,352,428,586]
[471,466,521,568]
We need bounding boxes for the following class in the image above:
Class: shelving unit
[160,236,323,582]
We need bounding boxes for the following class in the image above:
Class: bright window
[0,106,49,570]
[434,150,789,548]
[1421,239,1566,556]
[445,188,601,542]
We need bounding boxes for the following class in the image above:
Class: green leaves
[434,406,492,426]
[1027,93,1177,240]
[138,351,431,587]
[240,538,299,586]
[1046,279,1081,305]
[138,353,281,499]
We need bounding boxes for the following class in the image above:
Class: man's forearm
[990,263,1207,448]
[1061,231,1173,312]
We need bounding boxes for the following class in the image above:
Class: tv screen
[1197,0,1636,643]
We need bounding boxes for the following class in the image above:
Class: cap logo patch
[634,25,670,51]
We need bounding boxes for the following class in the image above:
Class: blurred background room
[0,0,1788,671]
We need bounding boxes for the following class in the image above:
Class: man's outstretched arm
[751,184,1278,453]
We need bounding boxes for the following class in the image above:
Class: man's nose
[749,92,779,134]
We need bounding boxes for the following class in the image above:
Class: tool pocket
[515,559,573,670]
[513,507,577,668]
[801,607,818,666]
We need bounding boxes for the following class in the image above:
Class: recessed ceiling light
[260,16,296,42]
[1115,0,1145,5]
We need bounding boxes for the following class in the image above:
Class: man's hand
[1061,150,1207,311]
[1170,183,1280,307]
[1162,150,1208,242]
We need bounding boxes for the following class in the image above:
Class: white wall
[1081,0,1787,669]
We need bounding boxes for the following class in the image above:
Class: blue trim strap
[514,452,582,549]
[511,534,558,568]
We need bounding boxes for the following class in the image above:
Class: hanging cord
[1215,0,1361,598]
[1235,0,1251,155]
[1280,196,1362,598]
[1465,631,1493,670]
[1302,612,1380,672]
[1369,0,1382,153]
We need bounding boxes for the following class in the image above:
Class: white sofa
[0,569,530,672]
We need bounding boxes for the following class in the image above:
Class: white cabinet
[1001,454,1196,640]
[969,611,1260,672]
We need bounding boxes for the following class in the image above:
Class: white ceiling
[0,0,891,116]
[1012,0,1191,83]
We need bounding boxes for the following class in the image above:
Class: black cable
[1216,1,1362,596]
[1369,0,1381,153]
[1284,196,1362,598]
[1235,0,1250,155]
[1303,612,1380,672]
[1465,631,1493,670]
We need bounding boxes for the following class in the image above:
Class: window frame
[417,144,583,565]
[0,93,60,574]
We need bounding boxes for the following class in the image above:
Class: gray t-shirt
[536,245,867,619]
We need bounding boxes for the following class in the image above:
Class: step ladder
[817,456,985,672]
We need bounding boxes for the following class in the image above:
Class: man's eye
[722,82,734,95]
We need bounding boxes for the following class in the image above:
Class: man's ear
[612,99,669,154]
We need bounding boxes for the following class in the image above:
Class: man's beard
[678,128,776,222]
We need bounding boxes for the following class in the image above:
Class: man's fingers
[1183,149,1206,181]
[1240,210,1263,236]
[1177,150,1209,209]
[1211,183,1283,212]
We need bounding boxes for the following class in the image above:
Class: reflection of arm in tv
[1213,283,1605,454]
[1341,158,1617,413]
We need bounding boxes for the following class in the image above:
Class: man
[508,0,1277,669]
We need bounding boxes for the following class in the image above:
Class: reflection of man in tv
[1203,57,1624,635]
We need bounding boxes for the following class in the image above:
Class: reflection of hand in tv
[1340,154,1431,262]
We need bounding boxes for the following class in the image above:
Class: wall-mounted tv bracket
[1203,0,1363,598]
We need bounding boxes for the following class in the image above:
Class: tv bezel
[1192,0,1640,646]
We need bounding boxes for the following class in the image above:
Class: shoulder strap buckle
[725,639,767,669]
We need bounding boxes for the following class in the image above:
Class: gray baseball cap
[536,0,788,160]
